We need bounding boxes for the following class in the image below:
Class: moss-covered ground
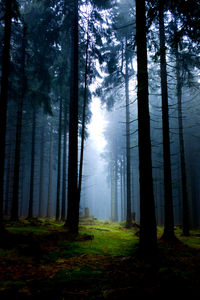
[0,218,200,299]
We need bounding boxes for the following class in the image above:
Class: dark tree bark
[175,43,190,236]
[125,41,132,228]
[56,97,63,221]
[0,0,12,230]
[11,24,27,221]
[47,126,53,218]
[159,2,175,241]
[65,0,79,234]
[61,106,68,221]
[38,113,45,217]
[136,0,157,257]
[78,29,89,201]
[111,159,116,221]
[27,104,36,219]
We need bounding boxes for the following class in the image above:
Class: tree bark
[78,29,89,201]
[56,97,63,221]
[125,41,132,228]
[11,24,27,221]
[27,104,36,219]
[175,42,190,236]
[38,113,45,217]
[65,0,79,233]
[47,126,53,218]
[0,0,12,229]
[136,0,157,257]
[61,106,68,221]
[159,2,175,241]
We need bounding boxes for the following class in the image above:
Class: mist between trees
[0,0,199,256]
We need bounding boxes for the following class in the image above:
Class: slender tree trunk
[65,0,79,233]
[78,30,89,200]
[0,0,12,230]
[38,113,45,217]
[123,151,126,220]
[114,153,118,221]
[11,24,27,221]
[111,160,115,221]
[47,126,53,218]
[136,0,157,257]
[159,2,175,240]
[175,44,190,236]
[27,104,36,219]
[120,158,124,221]
[4,135,13,216]
[61,107,68,221]
[56,98,63,221]
[125,42,132,228]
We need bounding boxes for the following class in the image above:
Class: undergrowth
[0,218,200,299]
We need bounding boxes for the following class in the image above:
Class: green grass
[2,218,200,298]
[7,226,48,234]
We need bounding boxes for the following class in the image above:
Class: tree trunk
[120,158,124,221]
[159,2,175,241]
[136,0,157,257]
[27,104,36,219]
[0,0,12,230]
[114,153,118,222]
[78,29,89,201]
[56,97,63,221]
[38,113,45,217]
[111,160,116,221]
[61,106,68,221]
[175,43,190,236]
[65,0,79,233]
[11,24,27,221]
[125,41,132,228]
[47,126,53,218]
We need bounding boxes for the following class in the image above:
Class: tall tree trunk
[47,126,53,218]
[4,133,13,216]
[159,2,175,240]
[175,43,190,236]
[0,0,12,230]
[114,153,118,221]
[78,30,89,200]
[65,0,79,233]
[123,151,126,220]
[38,113,45,217]
[120,158,124,221]
[125,41,132,228]
[61,106,68,221]
[56,98,63,221]
[27,104,36,219]
[111,160,116,221]
[136,0,157,257]
[11,24,27,221]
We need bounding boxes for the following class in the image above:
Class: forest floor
[0,218,200,299]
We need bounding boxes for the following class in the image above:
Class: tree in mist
[158,0,175,241]
[0,0,18,229]
[65,0,79,233]
[136,0,157,256]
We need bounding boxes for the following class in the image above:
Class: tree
[136,0,157,257]
[0,0,15,230]
[56,97,62,221]
[11,23,27,221]
[65,0,79,234]
[158,0,175,241]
